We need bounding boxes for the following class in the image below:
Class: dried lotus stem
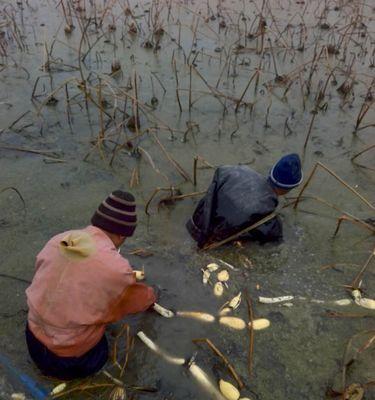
[351,144,375,162]
[293,162,375,211]
[192,338,244,389]
[203,212,278,250]
[120,325,133,377]
[333,215,375,237]
[351,248,375,289]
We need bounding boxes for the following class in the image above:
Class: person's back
[186,154,303,248]
[25,191,156,380]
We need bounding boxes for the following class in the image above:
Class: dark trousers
[25,324,108,380]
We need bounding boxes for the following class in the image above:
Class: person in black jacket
[186,154,303,248]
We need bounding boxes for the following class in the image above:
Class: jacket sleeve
[186,169,220,247]
[103,283,156,323]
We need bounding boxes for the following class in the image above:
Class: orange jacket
[26,225,155,357]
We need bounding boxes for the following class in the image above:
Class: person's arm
[104,282,156,323]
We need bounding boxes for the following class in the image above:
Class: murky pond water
[0,0,374,399]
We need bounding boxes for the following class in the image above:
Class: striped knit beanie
[91,190,137,237]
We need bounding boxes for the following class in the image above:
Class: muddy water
[0,0,374,399]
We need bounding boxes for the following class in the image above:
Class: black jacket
[186,165,282,247]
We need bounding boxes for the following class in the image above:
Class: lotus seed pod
[219,316,246,330]
[214,282,224,297]
[206,263,219,272]
[219,379,240,400]
[355,298,375,310]
[248,318,270,330]
[217,270,230,282]
[228,292,242,309]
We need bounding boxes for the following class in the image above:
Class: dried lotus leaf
[214,282,224,297]
[248,318,270,330]
[219,316,246,330]
[219,379,240,400]
[206,263,219,272]
[217,270,230,282]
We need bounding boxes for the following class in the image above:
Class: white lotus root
[248,318,270,330]
[11,394,26,400]
[110,386,125,400]
[214,282,224,297]
[176,311,215,322]
[355,298,375,310]
[189,364,227,399]
[206,263,219,272]
[351,289,362,301]
[51,383,67,395]
[334,299,352,306]
[228,292,242,310]
[217,270,230,282]
[137,331,226,399]
[202,269,211,284]
[153,303,175,318]
[219,379,240,400]
[137,331,185,365]
[258,295,294,304]
[134,270,145,280]
[219,307,232,316]
[219,316,246,330]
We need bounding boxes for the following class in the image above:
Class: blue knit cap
[269,153,303,189]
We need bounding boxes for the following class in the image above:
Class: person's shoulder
[96,248,133,272]
[217,164,258,177]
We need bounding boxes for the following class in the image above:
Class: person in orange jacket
[25,190,156,380]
